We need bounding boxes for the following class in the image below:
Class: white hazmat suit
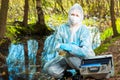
[41,3,98,79]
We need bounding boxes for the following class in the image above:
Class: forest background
[0,0,120,79]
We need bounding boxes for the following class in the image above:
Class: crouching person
[41,3,95,80]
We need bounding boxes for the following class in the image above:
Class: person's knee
[47,66,64,78]
[66,56,81,70]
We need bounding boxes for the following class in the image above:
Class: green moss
[94,36,120,55]
[94,43,110,55]
[117,71,120,75]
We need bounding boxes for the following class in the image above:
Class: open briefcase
[79,54,114,79]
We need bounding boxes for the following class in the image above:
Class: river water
[5,39,38,80]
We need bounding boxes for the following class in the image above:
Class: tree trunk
[110,0,119,37]
[36,0,45,25]
[23,0,29,27]
[35,0,51,36]
[0,0,9,39]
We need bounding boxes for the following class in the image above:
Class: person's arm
[60,27,95,58]
[41,34,58,64]
[54,24,67,50]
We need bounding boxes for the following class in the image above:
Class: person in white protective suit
[41,3,96,80]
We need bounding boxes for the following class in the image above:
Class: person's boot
[60,69,76,79]
[72,75,82,80]
[72,70,83,80]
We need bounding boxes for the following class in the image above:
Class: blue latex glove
[67,69,77,76]
[60,43,72,52]
[71,42,78,45]
[60,43,86,57]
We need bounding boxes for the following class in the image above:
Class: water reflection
[27,40,38,80]
[6,39,38,80]
[6,43,25,80]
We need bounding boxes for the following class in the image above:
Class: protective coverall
[41,3,96,79]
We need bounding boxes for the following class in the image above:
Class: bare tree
[110,0,119,37]
[35,0,51,36]
[0,0,9,38]
[36,0,45,25]
[23,0,29,27]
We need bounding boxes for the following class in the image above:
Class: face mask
[69,15,80,25]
